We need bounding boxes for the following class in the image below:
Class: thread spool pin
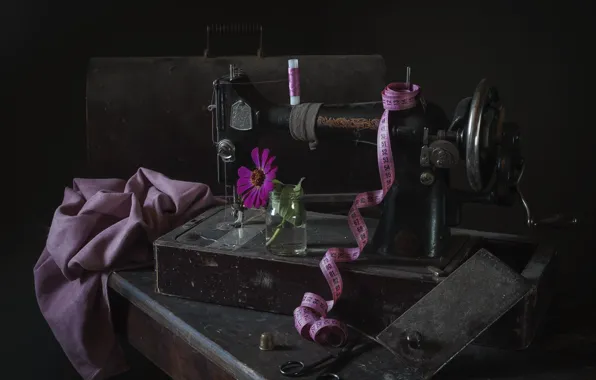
[288,59,301,105]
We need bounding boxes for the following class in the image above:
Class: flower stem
[265,218,285,247]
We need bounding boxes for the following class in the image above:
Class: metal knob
[405,331,423,350]
[217,139,235,162]
[429,140,459,169]
[420,171,435,186]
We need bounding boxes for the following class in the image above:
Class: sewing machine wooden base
[154,206,556,350]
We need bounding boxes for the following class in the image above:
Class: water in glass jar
[265,214,307,256]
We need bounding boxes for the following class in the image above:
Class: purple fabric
[34,168,219,380]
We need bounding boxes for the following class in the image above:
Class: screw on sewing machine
[420,171,435,186]
[430,140,459,168]
[405,331,423,350]
[435,150,451,167]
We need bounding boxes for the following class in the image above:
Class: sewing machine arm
[212,69,576,256]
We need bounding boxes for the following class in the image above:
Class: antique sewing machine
[212,63,574,256]
[150,55,577,357]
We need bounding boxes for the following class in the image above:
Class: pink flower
[237,147,277,208]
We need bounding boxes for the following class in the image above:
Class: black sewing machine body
[213,65,526,260]
[151,55,574,355]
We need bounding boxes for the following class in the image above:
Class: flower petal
[237,181,254,195]
[264,155,276,173]
[261,180,274,194]
[266,167,278,181]
[251,188,262,208]
[243,188,258,208]
[238,166,252,178]
[256,187,268,208]
[251,147,261,167]
[260,149,270,170]
[253,189,264,208]
[237,176,250,187]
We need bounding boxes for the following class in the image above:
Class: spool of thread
[288,59,300,105]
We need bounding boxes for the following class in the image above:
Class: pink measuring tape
[293,82,421,345]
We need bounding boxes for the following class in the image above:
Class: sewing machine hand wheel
[464,79,578,228]
[465,78,503,192]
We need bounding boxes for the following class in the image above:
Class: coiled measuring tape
[293,82,421,346]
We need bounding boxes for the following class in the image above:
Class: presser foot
[230,207,245,228]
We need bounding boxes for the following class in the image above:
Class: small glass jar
[265,187,307,256]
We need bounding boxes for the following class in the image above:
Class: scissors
[279,340,361,379]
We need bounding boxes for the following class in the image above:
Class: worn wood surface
[154,206,555,349]
[108,270,596,380]
[111,290,235,380]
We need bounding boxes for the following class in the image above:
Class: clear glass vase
[265,187,307,256]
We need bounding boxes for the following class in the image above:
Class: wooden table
[108,270,596,380]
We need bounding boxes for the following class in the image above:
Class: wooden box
[154,206,556,349]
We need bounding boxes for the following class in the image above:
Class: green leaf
[276,178,307,227]
[278,186,297,225]
[293,177,305,195]
[293,178,306,226]
[272,179,284,194]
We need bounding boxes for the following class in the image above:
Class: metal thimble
[259,332,275,351]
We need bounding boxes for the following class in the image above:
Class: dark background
[2,0,595,378]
